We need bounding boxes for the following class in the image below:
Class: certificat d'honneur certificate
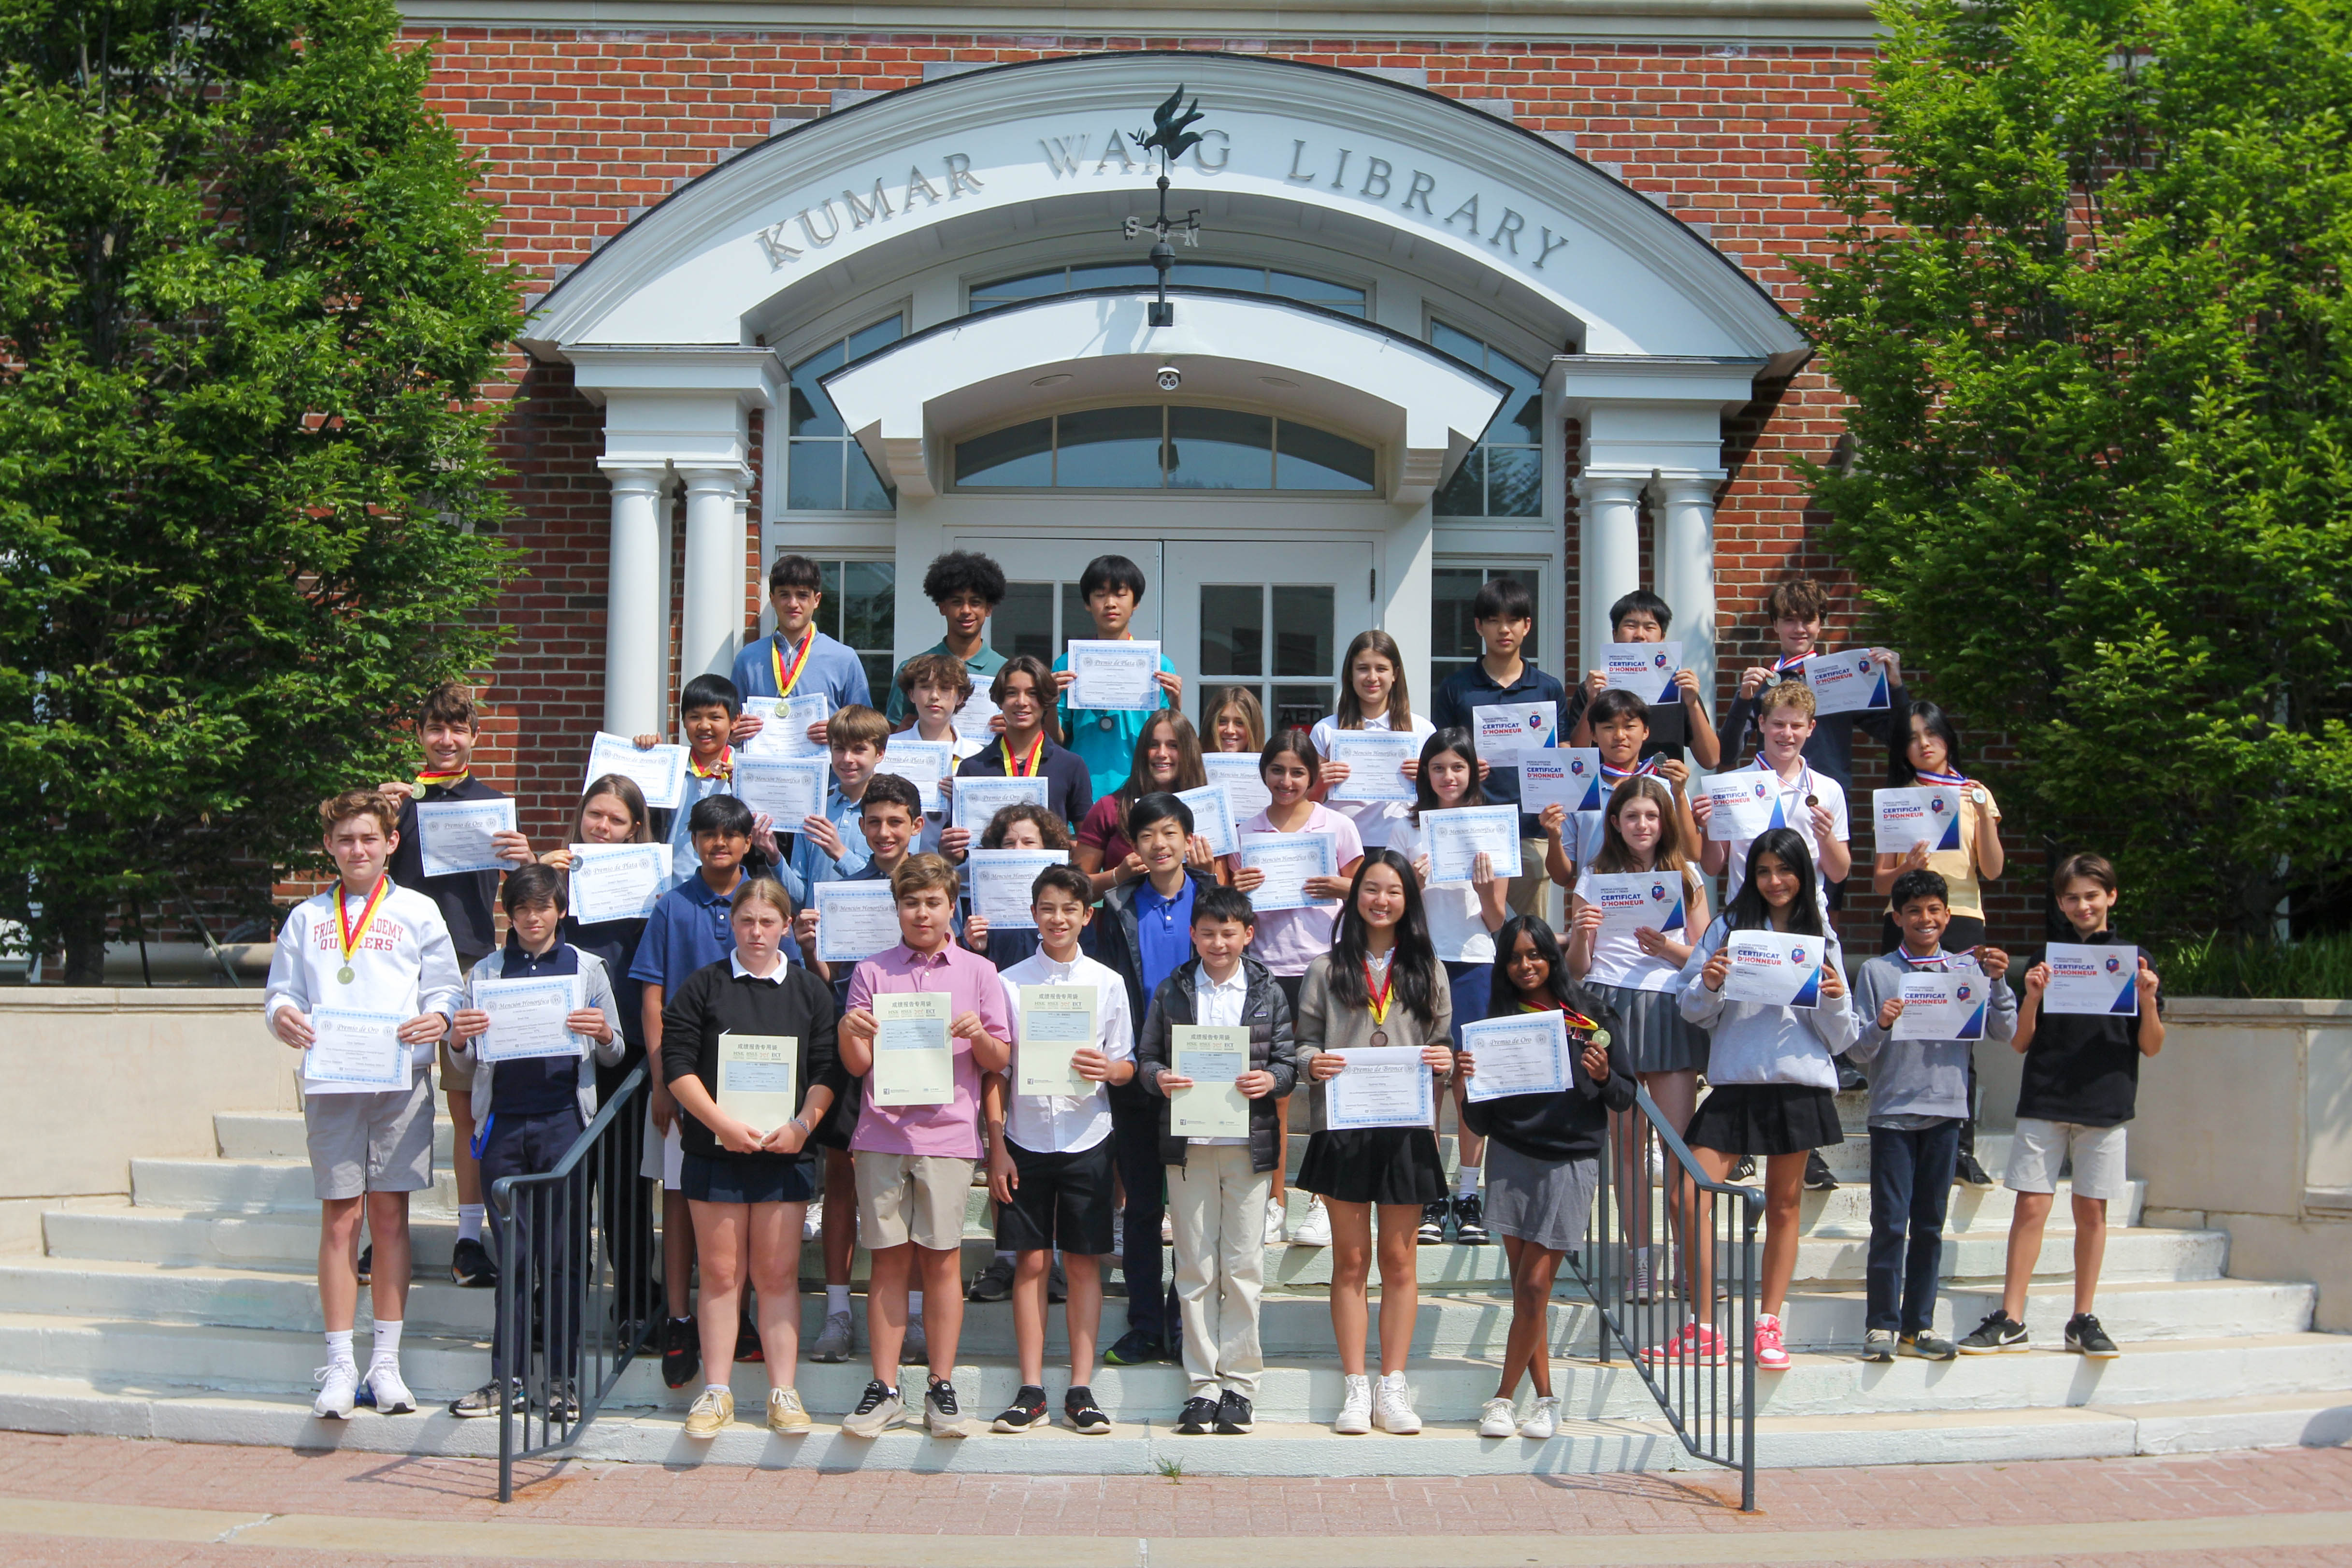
[1170,1024,1251,1138]
[1802,649,1890,716]
[1893,971,1989,1041]
[1326,731,1419,803]
[568,842,672,924]
[1016,985,1097,1097]
[1472,701,1555,767]
[1461,1011,1569,1103]
[1068,639,1163,711]
[1604,640,1684,703]
[870,992,955,1106]
[303,1007,408,1092]
[473,974,583,1063]
[584,731,687,811]
[1583,870,1686,940]
[1324,1046,1436,1130]
[716,1034,799,1136]
[1520,749,1604,814]
[1719,930,1825,1009]
[815,881,901,964]
[1874,786,1963,854]
[742,693,831,759]
[1420,805,1520,885]
[1238,831,1336,912]
[2043,943,2140,1017]
[1699,771,1780,841]
[416,798,516,878]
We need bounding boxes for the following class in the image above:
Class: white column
[1539,378,1568,679]
[678,464,751,686]
[599,463,668,738]
[1576,473,1646,673]
[1383,502,1437,708]
[1653,472,1723,738]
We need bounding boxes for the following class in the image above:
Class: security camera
[1155,364,1181,392]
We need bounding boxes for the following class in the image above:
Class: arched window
[969,262,1367,317]
[954,407,1376,492]
[1431,324,1543,518]
[783,316,903,512]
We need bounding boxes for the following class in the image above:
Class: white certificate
[473,974,583,1063]
[878,738,954,815]
[733,754,828,828]
[815,880,901,964]
[1583,871,1687,937]
[1324,1045,1436,1130]
[953,688,1001,739]
[1420,805,1520,885]
[742,693,831,759]
[2043,943,2139,1017]
[871,991,955,1106]
[1719,930,1826,1009]
[416,798,516,878]
[1802,649,1891,716]
[1176,783,1240,858]
[1893,970,1989,1041]
[1016,983,1097,1097]
[1604,641,1684,704]
[716,1033,799,1136]
[1201,753,1272,820]
[1238,831,1337,912]
[951,773,1049,832]
[1521,748,1605,814]
[302,1006,408,1092]
[1326,731,1419,803]
[1874,786,1964,854]
[1699,771,1780,842]
[1067,639,1163,711]
[584,731,687,811]
[1170,1024,1251,1137]
[1461,1011,1569,1103]
[968,849,1069,930]
[1472,700,1556,767]
[567,842,672,924]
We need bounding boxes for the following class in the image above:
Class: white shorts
[639,1102,685,1191]
[2006,1118,2128,1202]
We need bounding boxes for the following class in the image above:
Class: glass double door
[964,536,1375,736]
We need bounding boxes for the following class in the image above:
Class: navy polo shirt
[1431,658,1570,831]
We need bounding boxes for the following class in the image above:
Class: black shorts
[680,1152,817,1205]
[994,1137,1117,1255]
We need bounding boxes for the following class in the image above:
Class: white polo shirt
[1724,756,1850,911]
[998,949,1134,1154]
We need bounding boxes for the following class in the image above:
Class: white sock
[908,1291,924,1320]
[457,1204,485,1244]
[370,1320,402,1367]
[324,1329,356,1369]
[1456,1164,1481,1201]
[826,1285,851,1316]
[704,1381,730,1398]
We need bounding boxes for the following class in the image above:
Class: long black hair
[1408,726,1485,821]
[1726,826,1824,937]
[1484,913,1606,1018]
[1327,848,1440,1024]
[1890,699,1963,788]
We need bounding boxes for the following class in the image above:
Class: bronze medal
[1369,1029,1388,1048]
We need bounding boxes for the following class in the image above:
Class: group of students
[261,551,2164,1438]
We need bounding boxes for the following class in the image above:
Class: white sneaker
[1477,1395,1518,1438]
[1631,1247,1654,1303]
[1263,1196,1287,1244]
[1333,1373,1373,1434]
[803,1207,822,1242]
[1292,1197,1333,1247]
[312,1362,359,1420]
[1519,1395,1561,1440]
[1112,1213,1125,1254]
[365,1361,415,1415]
[1373,1372,1421,1434]
[1161,1212,1174,1245]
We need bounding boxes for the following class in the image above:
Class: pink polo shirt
[845,940,1012,1158]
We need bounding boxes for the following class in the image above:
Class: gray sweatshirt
[1846,950,2017,1124]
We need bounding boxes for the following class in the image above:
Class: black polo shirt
[390,776,506,961]
[1430,658,1570,831]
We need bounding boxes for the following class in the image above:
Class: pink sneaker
[1638,1322,1727,1367]
[1752,1313,1791,1371]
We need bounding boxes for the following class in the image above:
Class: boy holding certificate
[444,865,624,1420]
[982,865,1137,1435]
[378,682,533,1292]
[1960,854,2166,1359]
[1721,575,1910,804]
[730,552,874,749]
[890,652,989,854]
[1563,590,1723,770]
[1847,869,2015,1362]
[784,703,889,894]
[837,854,1014,1439]
[1136,884,1297,1436]
[1693,680,1851,912]
[952,656,1092,834]
[886,550,1007,727]
[264,791,463,1420]
[1430,575,1568,917]
[1050,554,1180,801]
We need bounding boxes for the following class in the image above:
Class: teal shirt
[1051,647,1176,801]
[886,638,1008,725]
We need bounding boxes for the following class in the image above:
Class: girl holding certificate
[1665,828,1856,1372]
[1294,851,1455,1436]
[1459,915,1634,1439]
[1075,712,1215,896]
[1224,729,1365,1007]
[659,877,846,1438]
[1309,630,1435,851]
[960,803,1072,972]
[1871,701,2004,954]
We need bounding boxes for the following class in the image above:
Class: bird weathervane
[1122,86,1209,326]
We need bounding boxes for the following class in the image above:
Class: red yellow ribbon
[1000,733,1045,777]
[1363,959,1395,1025]
[771,630,814,700]
[336,877,392,970]
[687,746,734,781]
[414,768,470,789]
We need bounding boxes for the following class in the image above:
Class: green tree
[1797,0,2352,939]
[0,0,523,979]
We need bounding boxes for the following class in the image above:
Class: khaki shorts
[854,1151,975,1252]
[2006,1117,2129,1203]
[305,1068,435,1200]
[436,1037,476,1093]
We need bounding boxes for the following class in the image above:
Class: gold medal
[333,878,391,986]
[336,965,356,985]
[1591,1028,1610,1049]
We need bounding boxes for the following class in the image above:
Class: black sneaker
[447,1377,525,1418]
[1173,1395,1219,1435]
[450,1236,499,1288]
[1450,1193,1490,1245]
[1104,1327,1168,1366]
[355,1244,372,1285]
[1047,1257,1067,1303]
[1804,1151,1838,1191]
[1956,1310,2029,1354]
[735,1309,763,1363]
[1729,1155,1757,1181]
[1417,1202,1448,1244]
[660,1314,701,1389]
[1955,1151,1995,1188]
[543,1378,581,1423]
[2065,1313,2120,1359]
[965,1255,1016,1303]
[1214,1389,1254,1434]
[991,1383,1049,1432]
[1065,1385,1111,1434]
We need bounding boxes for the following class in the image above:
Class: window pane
[1486,445,1542,517]
[1168,262,1264,291]
[1166,407,1272,490]
[970,268,1068,306]
[846,316,904,363]
[818,561,843,636]
[1432,322,1484,365]
[1501,382,1544,446]
[1432,448,1484,517]
[1060,583,1089,662]
[858,652,893,697]
[1272,685,1334,733]
[956,418,1054,487]
[839,561,895,653]
[1270,271,1367,312]
[1055,406,1164,488]
[1067,261,1159,289]
[788,341,846,437]
[1432,568,1487,662]
[843,446,893,512]
[993,582,1056,662]
[1275,421,1376,491]
[1199,585,1263,678]
[1271,585,1334,678]
[787,439,845,511]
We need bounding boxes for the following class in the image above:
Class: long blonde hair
[1205,686,1266,752]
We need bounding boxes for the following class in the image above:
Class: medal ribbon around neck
[1772,650,1810,676]
[1600,756,1662,782]
[1001,732,1045,777]
[1520,997,1603,1034]
[414,766,470,789]
[771,629,815,700]
[687,745,734,781]
[1913,766,1969,788]
[1362,957,1396,1026]
[335,877,392,977]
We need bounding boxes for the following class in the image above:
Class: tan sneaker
[682,1386,734,1438]
[766,1387,810,1433]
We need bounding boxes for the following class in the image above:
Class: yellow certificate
[1016,984,1097,1097]
[715,1033,799,1137]
[871,992,955,1107]
[1171,1024,1252,1139]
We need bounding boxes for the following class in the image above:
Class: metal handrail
[488,1061,655,1501]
